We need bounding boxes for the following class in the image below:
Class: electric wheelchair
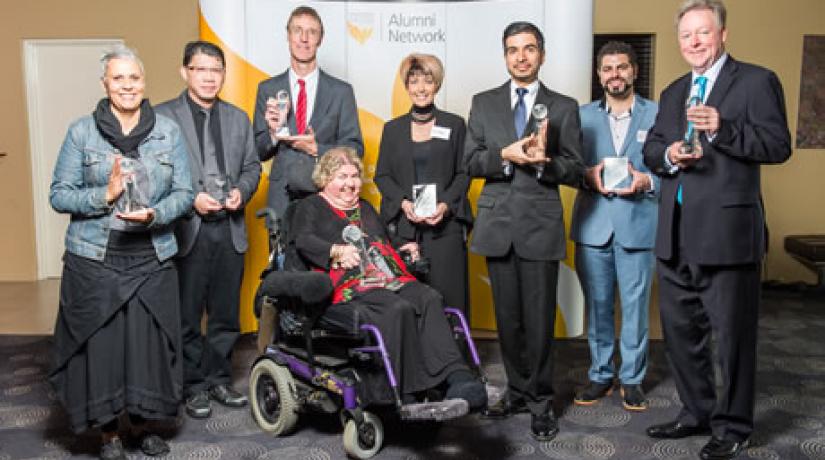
[249,206,485,459]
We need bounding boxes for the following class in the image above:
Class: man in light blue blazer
[570,41,659,412]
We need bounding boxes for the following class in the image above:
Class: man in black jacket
[156,41,260,419]
[642,1,791,458]
[464,21,584,441]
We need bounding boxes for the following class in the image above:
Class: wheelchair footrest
[276,344,350,368]
[399,399,469,421]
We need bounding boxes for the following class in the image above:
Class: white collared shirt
[288,66,320,125]
[510,79,540,127]
[606,97,634,155]
[663,52,729,173]
[692,52,728,104]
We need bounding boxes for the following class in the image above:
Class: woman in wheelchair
[289,146,487,411]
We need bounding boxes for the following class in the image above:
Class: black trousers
[657,206,761,442]
[657,255,760,443]
[486,249,558,415]
[177,220,244,396]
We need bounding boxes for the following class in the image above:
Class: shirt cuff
[663,149,679,174]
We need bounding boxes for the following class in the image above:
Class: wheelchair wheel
[249,359,299,436]
[342,411,384,459]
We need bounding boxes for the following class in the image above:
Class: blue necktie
[514,87,527,138]
[677,75,708,205]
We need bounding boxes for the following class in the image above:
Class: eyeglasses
[187,66,225,75]
[289,26,321,39]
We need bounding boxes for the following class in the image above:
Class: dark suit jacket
[464,81,584,260]
[252,69,364,217]
[642,56,791,265]
[156,92,261,257]
[374,109,471,241]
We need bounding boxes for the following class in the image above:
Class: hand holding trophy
[528,103,549,178]
[266,89,291,138]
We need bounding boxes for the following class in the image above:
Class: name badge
[636,130,648,143]
[430,125,451,140]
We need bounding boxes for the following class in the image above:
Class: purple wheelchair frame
[263,307,481,410]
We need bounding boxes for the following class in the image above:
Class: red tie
[296,79,307,135]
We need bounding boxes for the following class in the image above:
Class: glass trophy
[681,94,703,156]
[274,89,291,137]
[412,184,437,218]
[119,158,144,213]
[205,173,229,204]
[342,225,396,288]
[603,156,629,191]
[530,103,548,178]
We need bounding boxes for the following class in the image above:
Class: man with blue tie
[643,1,791,459]
[570,41,658,412]
[464,21,584,441]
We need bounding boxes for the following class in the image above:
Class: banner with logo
[199,0,592,337]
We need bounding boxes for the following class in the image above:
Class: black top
[374,109,472,241]
[187,92,226,175]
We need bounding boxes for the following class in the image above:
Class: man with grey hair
[643,1,791,459]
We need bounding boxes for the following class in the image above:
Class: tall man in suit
[642,2,791,459]
[253,5,363,218]
[570,41,658,412]
[464,21,584,441]
[156,41,261,419]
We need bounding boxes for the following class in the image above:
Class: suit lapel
[675,74,693,138]
[172,92,204,183]
[617,96,646,157]
[217,100,234,176]
[496,82,517,142]
[705,56,738,108]
[311,71,333,130]
[532,84,558,138]
[597,101,617,158]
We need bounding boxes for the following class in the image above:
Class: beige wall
[594,0,825,284]
[0,1,199,280]
[1,0,823,283]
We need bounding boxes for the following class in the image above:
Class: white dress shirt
[289,66,319,127]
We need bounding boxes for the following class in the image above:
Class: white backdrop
[200,0,593,336]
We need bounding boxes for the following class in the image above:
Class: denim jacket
[50,114,194,262]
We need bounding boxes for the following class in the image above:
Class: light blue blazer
[570,96,659,249]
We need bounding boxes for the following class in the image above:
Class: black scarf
[410,103,436,124]
[93,98,155,159]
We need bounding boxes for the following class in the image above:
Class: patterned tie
[296,78,307,135]
[514,87,527,138]
[677,75,708,205]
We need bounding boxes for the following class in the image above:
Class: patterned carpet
[1,288,824,459]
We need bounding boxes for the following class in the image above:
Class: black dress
[291,194,467,399]
[50,233,182,433]
[374,109,472,315]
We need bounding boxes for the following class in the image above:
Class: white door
[24,39,123,279]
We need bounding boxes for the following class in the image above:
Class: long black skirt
[320,281,467,402]
[49,251,182,434]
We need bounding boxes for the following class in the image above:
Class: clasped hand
[501,119,550,166]
[194,189,242,215]
[105,156,155,224]
[265,98,318,156]
[401,200,448,226]
[667,104,720,170]
[585,162,651,196]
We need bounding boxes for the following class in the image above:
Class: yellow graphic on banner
[347,22,374,45]
[199,6,579,337]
